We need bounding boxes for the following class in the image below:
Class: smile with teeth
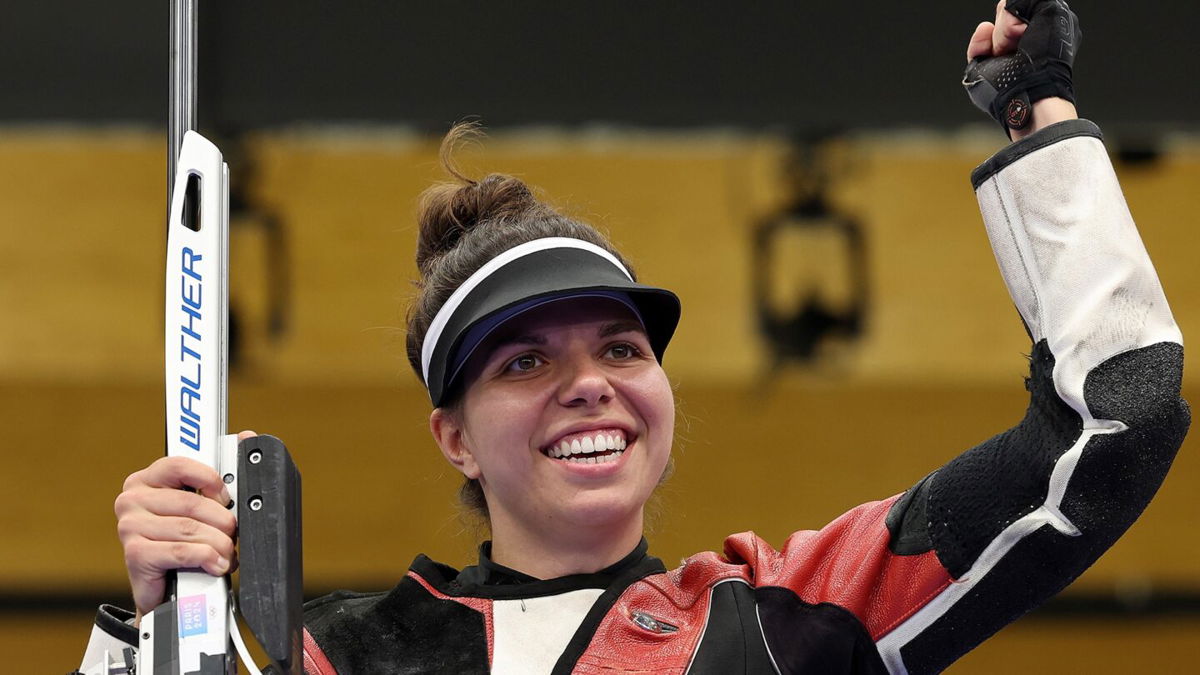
[543,429,630,465]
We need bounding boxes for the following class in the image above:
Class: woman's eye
[505,353,543,373]
[606,343,641,360]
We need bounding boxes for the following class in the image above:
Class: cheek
[626,367,675,443]
[462,385,553,457]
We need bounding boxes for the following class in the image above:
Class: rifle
[80,2,303,673]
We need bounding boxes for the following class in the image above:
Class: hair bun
[416,124,545,272]
[405,122,635,401]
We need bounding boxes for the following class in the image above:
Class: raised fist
[963,0,1081,134]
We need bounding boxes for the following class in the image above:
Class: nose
[557,353,615,408]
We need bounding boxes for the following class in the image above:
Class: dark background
[3,1,1197,133]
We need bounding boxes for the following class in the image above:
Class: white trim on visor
[420,237,634,386]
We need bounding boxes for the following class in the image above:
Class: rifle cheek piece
[236,434,304,672]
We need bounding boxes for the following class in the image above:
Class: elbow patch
[927,340,1083,578]
[892,342,1188,674]
[927,340,1188,579]
[1059,342,1190,549]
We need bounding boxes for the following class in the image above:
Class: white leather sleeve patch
[975,133,1181,422]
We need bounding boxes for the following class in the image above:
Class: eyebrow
[491,333,547,350]
[598,320,647,338]
[489,320,645,352]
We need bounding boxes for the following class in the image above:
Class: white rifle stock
[143,129,237,674]
[141,130,302,675]
[79,3,303,673]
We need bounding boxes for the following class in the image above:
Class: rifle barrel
[168,0,197,201]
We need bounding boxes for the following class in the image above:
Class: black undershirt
[458,538,651,586]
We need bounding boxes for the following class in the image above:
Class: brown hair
[406,122,636,521]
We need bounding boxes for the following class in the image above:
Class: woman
[82,3,1189,673]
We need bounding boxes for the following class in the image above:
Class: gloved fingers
[992,2,1028,56]
[1001,0,1047,23]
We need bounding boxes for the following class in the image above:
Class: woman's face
[438,297,674,540]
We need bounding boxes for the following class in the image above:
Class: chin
[558,488,649,532]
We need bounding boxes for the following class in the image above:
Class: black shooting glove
[963,0,1081,134]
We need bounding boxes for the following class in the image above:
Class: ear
[430,407,482,479]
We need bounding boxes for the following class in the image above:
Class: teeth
[553,450,625,464]
[545,431,632,460]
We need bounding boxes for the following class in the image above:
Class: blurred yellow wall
[2,127,1197,672]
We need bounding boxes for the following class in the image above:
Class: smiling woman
[80,3,1191,674]
[402,127,683,569]
[432,297,675,581]
[406,137,683,578]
